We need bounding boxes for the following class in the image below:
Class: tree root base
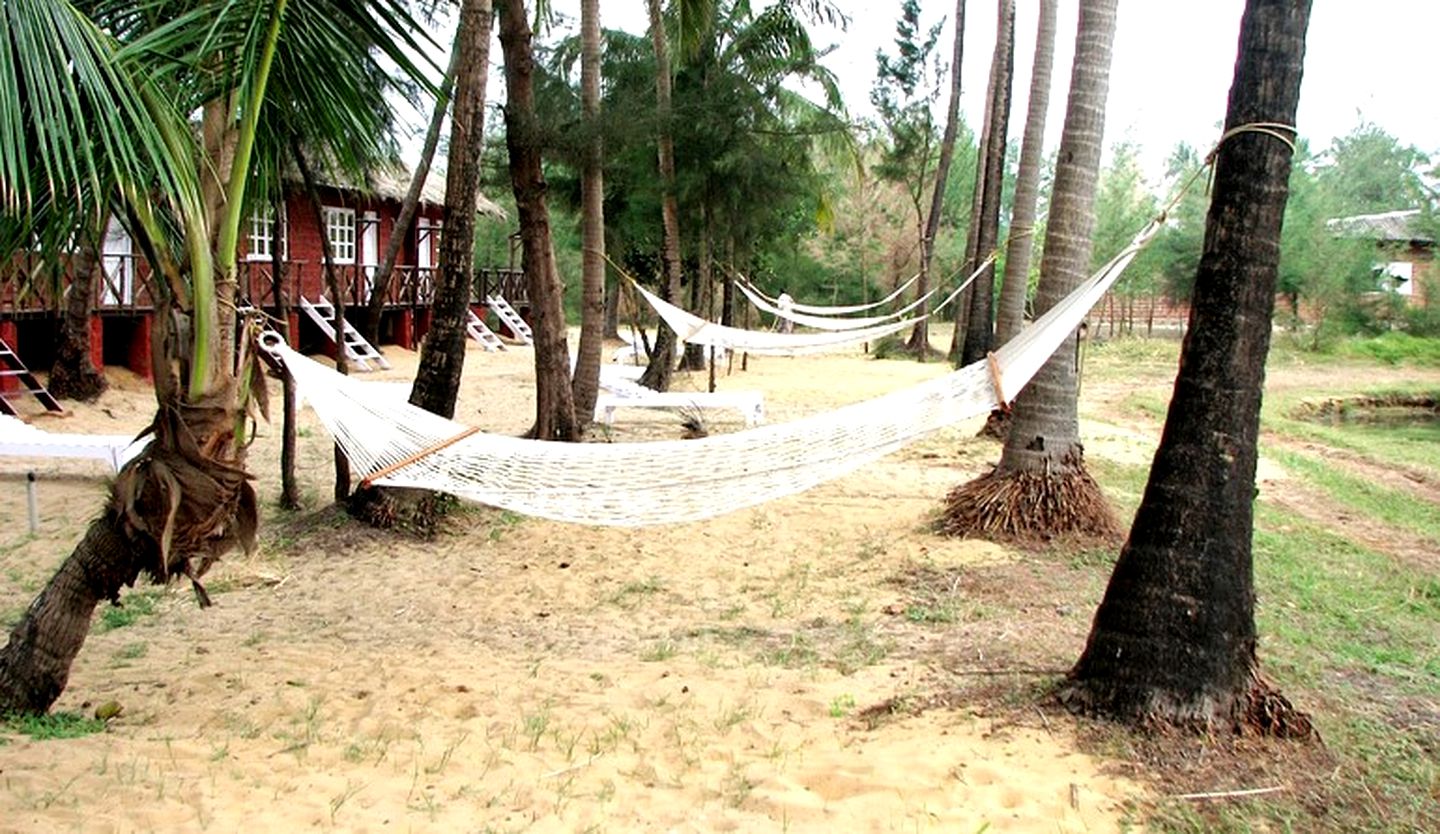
[938,465,1123,546]
[347,485,459,538]
[1056,675,1315,740]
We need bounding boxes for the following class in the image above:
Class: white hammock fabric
[632,282,920,356]
[267,219,1160,527]
[734,254,997,331]
[747,273,919,315]
[735,279,929,331]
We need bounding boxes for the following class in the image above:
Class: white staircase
[466,309,507,351]
[485,295,533,345]
[298,295,390,371]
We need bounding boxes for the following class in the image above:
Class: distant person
[777,291,795,333]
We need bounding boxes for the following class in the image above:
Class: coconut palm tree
[939,0,1121,542]
[1060,0,1314,735]
[958,0,1015,367]
[571,0,607,422]
[0,0,433,715]
[994,0,1058,344]
[637,0,685,393]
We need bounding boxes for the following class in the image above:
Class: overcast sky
[428,1,1440,184]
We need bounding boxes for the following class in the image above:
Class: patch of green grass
[94,590,162,633]
[639,639,677,662]
[608,577,664,609]
[1233,503,1440,832]
[112,643,148,663]
[1254,507,1440,693]
[1265,398,1440,474]
[1268,448,1440,543]
[3,712,107,740]
[1339,332,1440,366]
[756,633,819,669]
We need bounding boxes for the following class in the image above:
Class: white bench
[0,415,148,472]
[594,388,765,428]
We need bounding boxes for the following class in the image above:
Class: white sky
[419,1,1440,185]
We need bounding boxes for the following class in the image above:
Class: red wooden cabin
[0,166,524,382]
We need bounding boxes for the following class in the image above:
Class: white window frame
[246,204,287,261]
[323,206,357,265]
[1383,261,1415,296]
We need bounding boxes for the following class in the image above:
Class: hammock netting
[266,219,1159,527]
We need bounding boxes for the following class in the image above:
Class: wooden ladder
[298,295,390,371]
[485,295,534,345]
[0,336,64,416]
[465,310,507,352]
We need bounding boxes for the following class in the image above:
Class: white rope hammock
[733,254,997,332]
[265,219,1160,527]
[631,281,921,356]
[746,273,920,315]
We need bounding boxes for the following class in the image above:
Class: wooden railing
[2,256,526,316]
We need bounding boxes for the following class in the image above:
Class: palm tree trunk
[498,0,579,441]
[1061,0,1313,736]
[49,216,108,401]
[995,0,1056,343]
[571,0,606,424]
[270,197,301,510]
[0,512,145,713]
[294,145,352,502]
[960,0,1015,367]
[941,0,1122,544]
[410,0,492,420]
[360,39,460,346]
[907,0,967,359]
[639,0,683,393]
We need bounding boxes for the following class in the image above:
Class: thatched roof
[366,164,507,220]
[1326,209,1432,244]
[296,159,506,220]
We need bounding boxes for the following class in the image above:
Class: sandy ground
[0,333,1151,833]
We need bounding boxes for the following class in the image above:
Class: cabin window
[247,204,285,261]
[1382,261,1414,296]
[323,206,357,264]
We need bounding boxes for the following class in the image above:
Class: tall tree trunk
[1060,0,1313,736]
[572,0,606,424]
[961,0,1015,367]
[940,0,1121,543]
[995,0,1056,343]
[948,18,1000,364]
[638,0,683,393]
[499,0,579,441]
[361,38,462,345]
[410,0,492,420]
[270,197,300,510]
[0,512,150,713]
[49,215,108,401]
[906,0,967,359]
[1,380,256,714]
[983,0,1055,439]
[293,145,352,502]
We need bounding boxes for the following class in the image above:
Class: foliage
[1337,332,1440,366]
[1091,143,1161,320]
[535,0,850,305]
[1,712,107,741]
[1313,121,1433,216]
[869,0,945,226]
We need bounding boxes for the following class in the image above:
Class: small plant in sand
[94,590,162,633]
[829,693,857,718]
[3,712,106,740]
